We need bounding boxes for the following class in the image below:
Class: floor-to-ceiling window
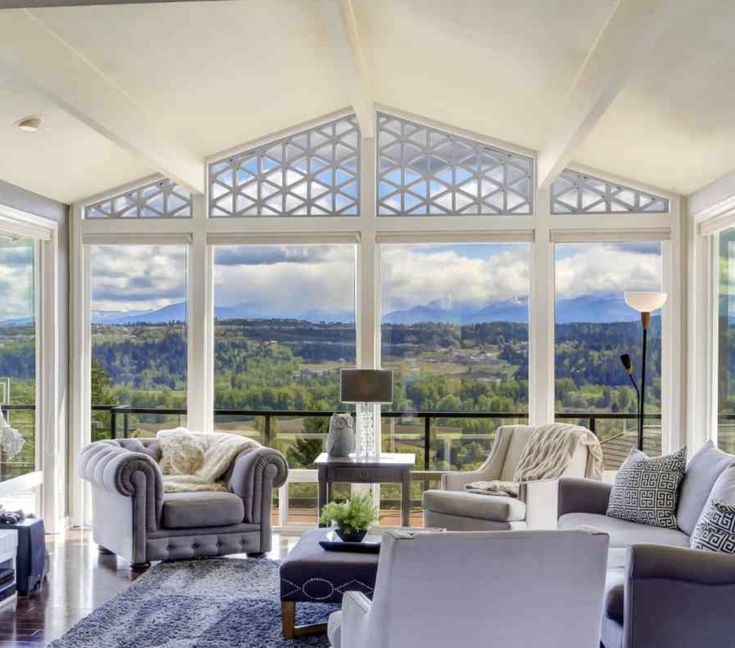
[717,228,735,452]
[554,241,663,468]
[89,244,188,439]
[212,243,357,523]
[379,241,530,519]
[0,238,36,482]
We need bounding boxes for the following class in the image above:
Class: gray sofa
[77,437,288,566]
[558,441,735,648]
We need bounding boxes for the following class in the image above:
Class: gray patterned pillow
[606,447,687,528]
[691,500,735,553]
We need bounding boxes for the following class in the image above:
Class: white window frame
[689,208,735,451]
[0,204,62,532]
[69,110,683,529]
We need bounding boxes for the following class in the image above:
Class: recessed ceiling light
[16,117,42,133]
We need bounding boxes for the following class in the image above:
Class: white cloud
[81,241,662,317]
[555,244,661,299]
[214,245,355,315]
[0,242,35,321]
[91,245,187,312]
[381,245,529,311]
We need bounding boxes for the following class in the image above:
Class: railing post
[589,416,596,436]
[123,412,129,439]
[110,407,116,440]
[264,415,272,447]
[424,416,431,471]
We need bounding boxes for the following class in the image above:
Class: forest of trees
[0,317,663,483]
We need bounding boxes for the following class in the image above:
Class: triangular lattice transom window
[377,113,533,216]
[551,170,669,214]
[85,179,192,219]
[209,115,360,217]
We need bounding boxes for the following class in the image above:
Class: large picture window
[0,238,37,482]
[213,243,357,523]
[89,244,188,439]
[380,242,530,474]
[554,241,663,468]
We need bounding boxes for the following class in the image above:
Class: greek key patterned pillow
[691,500,735,553]
[606,447,687,528]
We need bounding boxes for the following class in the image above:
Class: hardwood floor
[0,529,302,647]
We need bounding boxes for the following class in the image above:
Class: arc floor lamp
[621,292,668,451]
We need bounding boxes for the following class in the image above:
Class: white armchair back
[334,528,609,648]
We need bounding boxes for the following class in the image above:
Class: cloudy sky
[0,240,35,321]
[83,241,662,319]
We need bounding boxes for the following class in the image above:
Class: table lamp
[340,369,393,459]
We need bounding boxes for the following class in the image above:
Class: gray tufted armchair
[77,437,288,567]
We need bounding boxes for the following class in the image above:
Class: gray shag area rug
[49,558,334,648]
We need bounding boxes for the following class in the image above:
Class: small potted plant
[320,494,379,543]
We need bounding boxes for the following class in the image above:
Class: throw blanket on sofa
[157,428,258,493]
[464,423,604,498]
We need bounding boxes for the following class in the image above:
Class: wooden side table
[315,453,416,527]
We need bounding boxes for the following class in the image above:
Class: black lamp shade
[340,369,393,404]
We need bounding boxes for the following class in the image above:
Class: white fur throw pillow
[157,428,206,476]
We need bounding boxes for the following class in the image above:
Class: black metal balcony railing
[84,404,667,472]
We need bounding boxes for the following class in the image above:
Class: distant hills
[383,293,641,325]
[65,291,650,327]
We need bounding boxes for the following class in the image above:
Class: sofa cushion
[606,447,686,529]
[422,490,526,522]
[162,491,244,529]
[677,441,735,535]
[691,500,735,553]
[558,512,690,548]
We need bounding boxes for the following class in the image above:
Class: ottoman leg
[281,600,328,639]
[282,601,295,639]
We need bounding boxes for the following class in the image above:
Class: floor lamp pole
[638,311,650,451]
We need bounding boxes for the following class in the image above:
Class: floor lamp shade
[340,370,394,404]
[624,292,668,313]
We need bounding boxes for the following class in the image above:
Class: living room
[0,0,732,646]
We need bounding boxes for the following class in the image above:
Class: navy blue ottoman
[280,528,378,639]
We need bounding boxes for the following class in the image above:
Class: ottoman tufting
[280,527,379,639]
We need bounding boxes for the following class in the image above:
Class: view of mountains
[71,292,648,326]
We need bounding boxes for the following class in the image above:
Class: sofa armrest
[628,543,735,584]
[624,545,735,648]
[340,590,372,648]
[520,479,560,529]
[76,440,164,531]
[442,469,489,491]
[557,477,612,518]
[228,446,288,524]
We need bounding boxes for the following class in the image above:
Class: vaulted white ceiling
[0,0,731,203]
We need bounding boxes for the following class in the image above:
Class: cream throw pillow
[158,428,206,476]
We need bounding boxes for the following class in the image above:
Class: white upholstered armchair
[328,528,609,648]
[423,424,594,531]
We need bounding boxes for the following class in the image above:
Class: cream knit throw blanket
[464,423,603,498]
[157,428,258,493]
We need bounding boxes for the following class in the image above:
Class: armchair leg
[97,545,113,555]
[130,561,150,573]
[246,552,266,558]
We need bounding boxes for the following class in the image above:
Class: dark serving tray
[319,531,382,553]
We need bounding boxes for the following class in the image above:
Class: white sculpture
[0,409,24,459]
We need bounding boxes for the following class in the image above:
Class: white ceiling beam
[321,0,374,138]
[0,0,223,7]
[0,10,204,193]
[537,0,699,191]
